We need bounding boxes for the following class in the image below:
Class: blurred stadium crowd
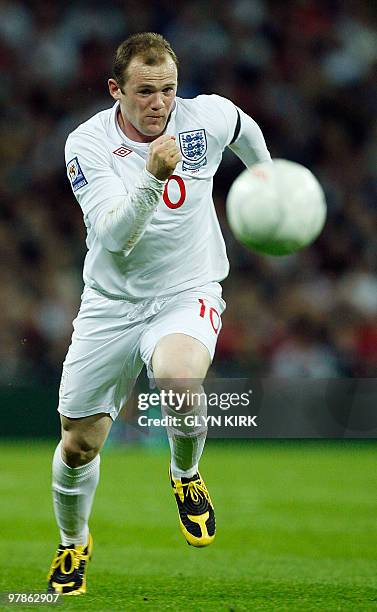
[1,0,376,387]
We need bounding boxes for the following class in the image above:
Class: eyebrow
[136,82,177,89]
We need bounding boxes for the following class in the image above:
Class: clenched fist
[147,135,182,181]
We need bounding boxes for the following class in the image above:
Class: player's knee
[154,350,207,383]
[155,370,205,414]
[155,366,202,393]
[61,436,100,468]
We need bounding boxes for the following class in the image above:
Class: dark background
[1,0,376,405]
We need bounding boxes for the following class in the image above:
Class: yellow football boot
[47,533,93,595]
[170,470,216,547]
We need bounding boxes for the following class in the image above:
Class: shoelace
[180,478,210,503]
[52,548,81,575]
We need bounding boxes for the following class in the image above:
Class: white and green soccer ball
[226,159,327,256]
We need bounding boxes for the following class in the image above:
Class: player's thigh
[141,282,226,385]
[152,333,211,382]
[58,288,144,421]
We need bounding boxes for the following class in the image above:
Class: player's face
[111,56,177,141]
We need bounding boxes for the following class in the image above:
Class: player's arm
[94,168,163,254]
[209,94,271,167]
[228,107,272,167]
[65,133,180,254]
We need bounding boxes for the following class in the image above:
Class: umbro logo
[113,146,132,157]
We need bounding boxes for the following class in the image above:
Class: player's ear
[108,78,123,100]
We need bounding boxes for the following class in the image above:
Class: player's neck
[117,110,159,143]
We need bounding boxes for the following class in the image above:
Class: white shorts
[58,282,226,421]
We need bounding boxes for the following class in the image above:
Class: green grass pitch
[1,440,376,611]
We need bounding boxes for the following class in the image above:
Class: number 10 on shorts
[198,298,220,333]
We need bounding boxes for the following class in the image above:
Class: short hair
[112,32,179,88]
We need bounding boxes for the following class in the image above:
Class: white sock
[162,387,207,480]
[168,431,207,479]
[52,441,100,546]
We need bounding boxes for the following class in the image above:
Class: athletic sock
[52,441,100,546]
[168,430,207,479]
[162,387,207,479]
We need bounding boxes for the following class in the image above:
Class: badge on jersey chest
[67,157,88,192]
[179,129,207,172]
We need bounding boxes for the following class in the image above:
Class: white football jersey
[65,95,271,299]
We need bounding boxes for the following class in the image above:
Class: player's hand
[147,135,181,181]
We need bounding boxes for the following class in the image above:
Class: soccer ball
[226,159,327,256]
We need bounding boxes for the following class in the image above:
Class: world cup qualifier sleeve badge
[67,156,88,192]
[179,129,207,172]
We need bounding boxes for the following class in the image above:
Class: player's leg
[53,413,112,544]
[152,333,215,547]
[141,283,225,547]
[48,287,144,594]
[152,333,210,479]
[48,413,112,595]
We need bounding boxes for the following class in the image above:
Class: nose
[150,92,164,110]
